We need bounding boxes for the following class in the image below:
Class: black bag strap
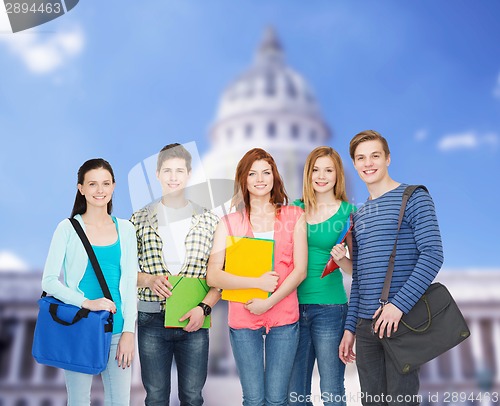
[49,302,90,325]
[379,185,428,304]
[68,218,113,301]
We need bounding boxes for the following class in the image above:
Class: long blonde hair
[302,146,347,212]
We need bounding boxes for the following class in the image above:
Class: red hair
[231,148,288,217]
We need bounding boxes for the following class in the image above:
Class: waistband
[137,300,163,313]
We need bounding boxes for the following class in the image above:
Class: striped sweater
[345,184,444,333]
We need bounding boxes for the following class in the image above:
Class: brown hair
[231,148,288,216]
[349,130,390,160]
[302,146,347,212]
[157,143,192,173]
[71,158,115,218]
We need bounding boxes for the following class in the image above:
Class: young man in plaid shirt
[130,143,220,406]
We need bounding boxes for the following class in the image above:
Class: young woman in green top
[288,146,356,406]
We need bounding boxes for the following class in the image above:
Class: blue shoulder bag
[32,218,114,375]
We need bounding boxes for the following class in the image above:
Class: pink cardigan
[222,206,303,331]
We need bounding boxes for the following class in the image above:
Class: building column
[449,344,464,383]
[468,318,484,374]
[55,367,65,384]
[427,357,440,383]
[132,360,142,385]
[31,361,45,385]
[492,319,500,385]
[6,319,26,384]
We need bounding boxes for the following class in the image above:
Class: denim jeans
[355,318,420,406]
[64,333,131,406]
[230,322,299,406]
[137,311,209,406]
[288,304,347,406]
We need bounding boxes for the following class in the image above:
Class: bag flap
[390,283,452,337]
[38,296,65,307]
[39,296,83,321]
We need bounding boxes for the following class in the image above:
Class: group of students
[41,129,443,406]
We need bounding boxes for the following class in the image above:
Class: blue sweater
[345,184,444,333]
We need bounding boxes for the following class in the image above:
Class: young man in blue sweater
[339,130,444,405]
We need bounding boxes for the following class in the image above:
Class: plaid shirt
[130,200,219,306]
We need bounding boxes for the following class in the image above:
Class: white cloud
[438,131,499,151]
[494,72,500,99]
[414,129,428,142]
[0,8,84,74]
[0,250,30,272]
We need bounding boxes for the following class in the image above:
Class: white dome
[215,28,327,128]
[203,28,332,199]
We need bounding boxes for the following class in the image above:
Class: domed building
[1,28,499,406]
[203,27,331,199]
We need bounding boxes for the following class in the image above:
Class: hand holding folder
[321,214,353,278]
[164,276,211,329]
[221,236,275,303]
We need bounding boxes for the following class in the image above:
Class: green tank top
[291,199,356,304]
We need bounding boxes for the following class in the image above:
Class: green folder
[164,276,211,329]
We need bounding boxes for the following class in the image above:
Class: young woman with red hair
[207,148,307,406]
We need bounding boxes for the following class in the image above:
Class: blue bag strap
[68,218,113,302]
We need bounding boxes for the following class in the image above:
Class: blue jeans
[64,333,131,406]
[355,318,420,406]
[288,304,347,406]
[137,311,209,406]
[230,322,299,406]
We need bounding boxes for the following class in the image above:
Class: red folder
[320,214,353,278]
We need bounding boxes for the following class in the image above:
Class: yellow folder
[221,236,275,303]
[164,276,211,329]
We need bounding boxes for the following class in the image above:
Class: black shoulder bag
[377,185,470,374]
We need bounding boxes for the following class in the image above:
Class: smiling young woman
[41,158,138,406]
[288,146,356,406]
[207,148,307,406]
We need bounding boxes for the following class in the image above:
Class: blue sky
[0,0,499,270]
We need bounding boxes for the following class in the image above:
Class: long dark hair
[71,158,115,218]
